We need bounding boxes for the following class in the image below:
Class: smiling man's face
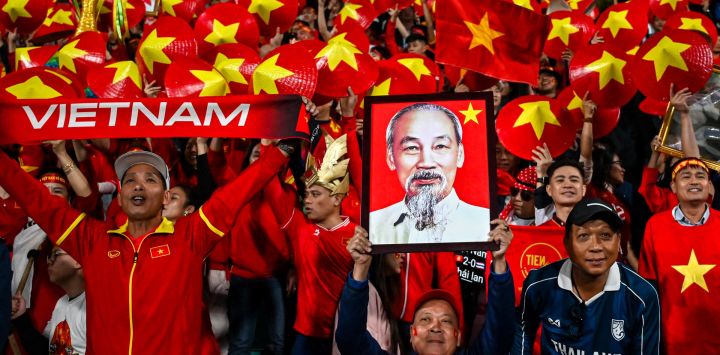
[547,165,586,208]
[410,299,461,355]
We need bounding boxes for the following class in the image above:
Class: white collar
[557,259,620,305]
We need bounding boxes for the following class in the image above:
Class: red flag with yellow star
[194,3,259,56]
[336,0,377,29]
[503,0,542,13]
[56,31,106,83]
[569,43,636,108]
[136,16,198,84]
[313,31,378,97]
[0,67,82,100]
[250,43,317,97]
[496,95,576,160]
[236,0,297,36]
[87,60,144,99]
[650,0,689,20]
[436,0,549,85]
[544,10,594,60]
[594,1,648,51]
[632,29,712,101]
[12,44,57,71]
[665,11,717,46]
[205,43,260,95]
[31,2,76,44]
[161,0,208,22]
[391,53,438,92]
[164,57,230,97]
[0,0,48,34]
[365,59,429,98]
[556,86,620,138]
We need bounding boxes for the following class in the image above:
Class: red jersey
[639,208,720,354]
[0,147,288,355]
[638,167,678,214]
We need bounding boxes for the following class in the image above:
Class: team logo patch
[107,250,121,259]
[150,244,171,259]
[611,319,625,341]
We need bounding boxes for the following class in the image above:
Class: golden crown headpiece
[304,134,350,195]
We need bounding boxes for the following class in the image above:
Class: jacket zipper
[122,234,152,355]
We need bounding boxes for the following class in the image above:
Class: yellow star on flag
[567,91,582,111]
[161,0,183,16]
[679,17,708,35]
[2,0,31,22]
[214,53,248,85]
[190,69,229,96]
[106,61,142,89]
[248,0,284,25]
[548,17,579,46]
[204,20,240,46]
[42,9,74,26]
[460,103,482,124]
[642,36,691,81]
[586,51,626,89]
[626,46,639,56]
[660,0,681,10]
[602,10,633,38]
[314,33,362,71]
[397,58,432,81]
[338,2,361,24]
[139,29,175,74]
[14,46,36,69]
[672,249,716,293]
[369,78,391,96]
[464,12,504,54]
[512,0,534,11]
[6,76,62,99]
[58,39,88,74]
[513,101,561,139]
[567,0,581,10]
[252,53,293,94]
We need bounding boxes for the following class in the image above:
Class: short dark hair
[547,159,584,182]
[406,33,427,45]
[386,103,462,148]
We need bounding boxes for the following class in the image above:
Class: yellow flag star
[204,20,240,46]
[512,0,534,11]
[626,46,639,56]
[513,101,560,139]
[369,78,391,96]
[602,10,633,38]
[58,39,88,73]
[106,61,142,89]
[679,17,708,35]
[397,58,432,81]
[567,91,582,111]
[586,51,626,89]
[190,69,229,96]
[672,249,716,293]
[660,0,681,10]
[464,12,504,54]
[43,9,74,26]
[14,46,37,69]
[252,53,293,94]
[2,0,31,22]
[248,0,284,25]
[567,0,581,10]
[338,2,361,24]
[162,0,183,16]
[139,29,175,74]
[6,76,62,99]
[214,53,248,85]
[548,17,579,46]
[314,33,362,71]
[642,36,691,81]
[460,102,482,124]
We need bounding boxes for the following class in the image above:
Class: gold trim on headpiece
[40,173,68,187]
[305,134,350,195]
[672,158,709,180]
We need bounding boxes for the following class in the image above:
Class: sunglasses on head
[510,187,533,202]
[567,302,586,339]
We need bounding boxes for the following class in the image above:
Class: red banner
[505,225,567,306]
[0,95,309,144]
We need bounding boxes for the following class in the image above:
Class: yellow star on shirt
[602,10,633,38]
[2,0,31,22]
[513,101,560,139]
[57,39,87,73]
[586,51,626,89]
[548,17,579,46]
[190,69,229,97]
[397,58,432,81]
[248,0,284,25]
[139,29,175,74]
[642,36,691,81]
[672,249,716,293]
[660,0,681,10]
[464,12,504,54]
[214,53,248,85]
[162,0,183,16]
[369,78,391,96]
[460,102,482,125]
[42,9,74,26]
[106,61,142,89]
[204,20,240,46]
[252,53,293,94]
[6,76,62,99]
[512,0,534,11]
[314,33,362,71]
[679,17,708,35]
[338,2,361,24]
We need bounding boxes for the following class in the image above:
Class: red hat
[313,31,378,98]
[333,18,370,53]
[367,59,426,96]
[13,45,58,71]
[664,11,718,47]
[0,0,49,34]
[594,1,648,51]
[639,97,669,116]
[514,166,537,191]
[544,11,594,61]
[249,43,317,97]
[569,43,636,108]
[556,86,620,138]
[56,31,106,83]
[87,61,144,99]
[391,53,439,93]
[205,43,260,95]
[136,16,198,84]
[650,0,688,20]
[164,57,229,98]
[194,3,259,56]
[0,67,82,101]
[336,0,377,29]
[413,289,461,322]
[31,2,77,44]
[236,0,298,36]
[160,0,208,23]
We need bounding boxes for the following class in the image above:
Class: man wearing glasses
[511,199,660,354]
[500,166,537,226]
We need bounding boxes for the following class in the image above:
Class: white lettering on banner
[21,102,253,129]
[550,339,621,355]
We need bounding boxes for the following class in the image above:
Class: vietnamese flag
[436,0,549,85]
[13,44,57,71]
[150,244,171,258]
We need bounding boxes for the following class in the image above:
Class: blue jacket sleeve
[510,270,541,355]
[633,283,661,355]
[335,274,392,355]
[463,264,515,355]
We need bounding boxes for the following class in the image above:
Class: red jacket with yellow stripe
[0,147,289,355]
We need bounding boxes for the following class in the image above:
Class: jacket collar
[107,217,175,235]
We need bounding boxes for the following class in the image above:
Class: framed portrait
[658,65,720,171]
[145,0,160,17]
[362,92,499,253]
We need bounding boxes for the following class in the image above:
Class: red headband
[672,158,709,180]
[40,173,68,187]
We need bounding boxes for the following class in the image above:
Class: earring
[183,211,189,216]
